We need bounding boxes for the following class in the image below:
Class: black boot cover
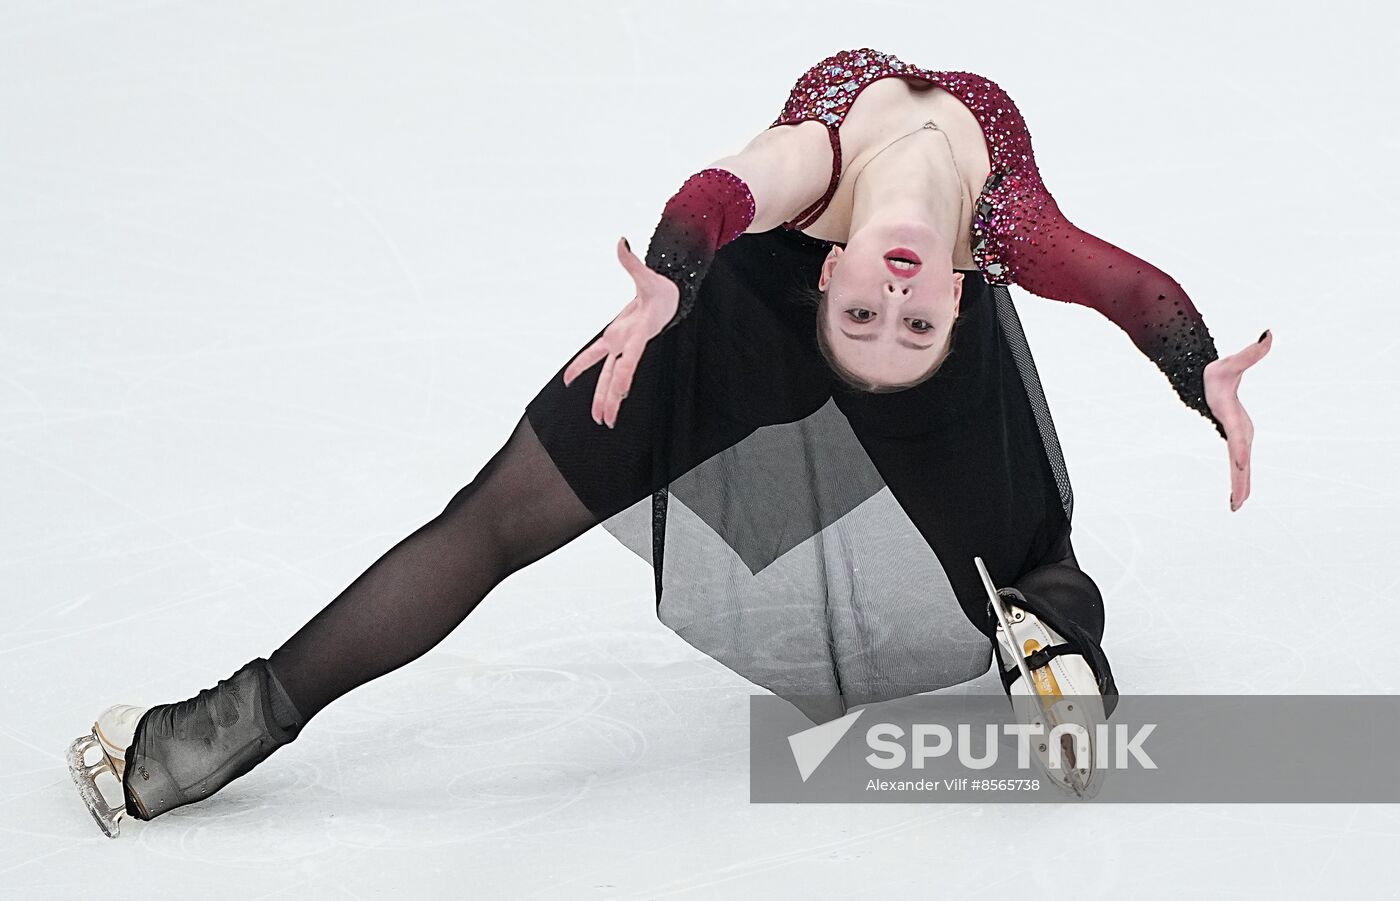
[122,658,303,821]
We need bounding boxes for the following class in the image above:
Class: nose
[884,281,911,297]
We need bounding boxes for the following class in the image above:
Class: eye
[846,308,875,323]
[906,318,934,333]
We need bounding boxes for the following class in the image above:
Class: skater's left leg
[997,516,1118,713]
[1011,521,1105,645]
[982,520,1118,797]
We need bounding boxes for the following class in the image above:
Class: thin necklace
[850,119,969,243]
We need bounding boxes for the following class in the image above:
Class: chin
[872,221,939,245]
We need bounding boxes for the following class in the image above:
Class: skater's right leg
[266,412,600,721]
[77,414,606,833]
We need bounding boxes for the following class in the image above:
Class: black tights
[264,407,1109,726]
[267,413,601,723]
[266,410,1117,727]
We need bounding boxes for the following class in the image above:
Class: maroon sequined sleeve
[1000,192,1227,441]
[643,168,757,333]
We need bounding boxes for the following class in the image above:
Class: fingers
[1217,330,1274,379]
[1231,453,1251,511]
[1228,409,1255,512]
[603,347,639,428]
[592,351,618,425]
[563,339,610,386]
[617,235,640,271]
[586,345,640,429]
[616,236,654,285]
[562,241,655,428]
[1236,330,1273,370]
[1229,452,1247,512]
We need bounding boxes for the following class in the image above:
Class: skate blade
[1040,700,1105,800]
[1051,733,1089,799]
[1008,687,1104,799]
[1016,712,1091,798]
[66,734,125,838]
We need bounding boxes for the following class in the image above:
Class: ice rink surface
[3,1,1397,897]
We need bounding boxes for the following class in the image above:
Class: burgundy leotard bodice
[768,47,1031,283]
[765,48,1226,438]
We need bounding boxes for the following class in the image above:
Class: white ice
[2,1,1397,898]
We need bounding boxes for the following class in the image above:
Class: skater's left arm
[1003,194,1272,511]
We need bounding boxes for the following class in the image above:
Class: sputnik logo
[788,708,866,782]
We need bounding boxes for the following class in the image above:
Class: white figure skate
[67,704,148,838]
[974,556,1106,799]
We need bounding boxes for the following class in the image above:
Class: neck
[849,133,965,261]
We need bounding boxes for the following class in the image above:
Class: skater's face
[817,237,963,391]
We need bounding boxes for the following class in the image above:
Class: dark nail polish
[623,237,632,253]
[1258,329,1269,343]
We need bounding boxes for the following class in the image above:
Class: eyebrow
[839,329,936,350]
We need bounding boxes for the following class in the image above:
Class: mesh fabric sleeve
[642,168,757,333]
[1004,193,1227,440]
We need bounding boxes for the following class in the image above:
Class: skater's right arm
[563,126,830,429]
[640,123,833,333]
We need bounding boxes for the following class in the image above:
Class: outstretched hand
[562,237,680,428]
[1204,329,1273,512]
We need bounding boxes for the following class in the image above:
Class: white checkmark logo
[788,709,866,782]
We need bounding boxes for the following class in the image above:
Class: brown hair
[803,286,958,394]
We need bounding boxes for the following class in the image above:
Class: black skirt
[526,226,1082,724]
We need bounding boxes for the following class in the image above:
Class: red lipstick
[884,247,922,278]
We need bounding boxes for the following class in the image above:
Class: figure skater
[67,47,1270,834]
